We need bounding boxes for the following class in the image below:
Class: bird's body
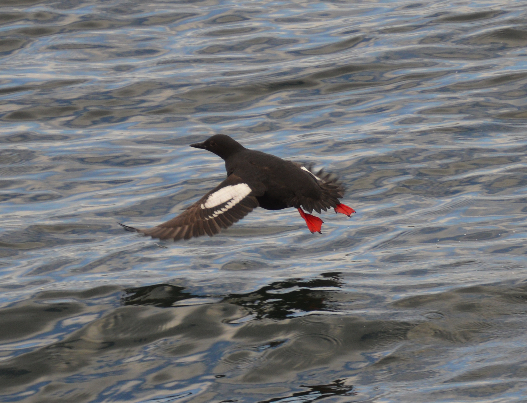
[121,134,354,241]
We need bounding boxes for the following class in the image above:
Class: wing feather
[126,174,263,241]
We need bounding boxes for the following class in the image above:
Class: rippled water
[1,0,527,401]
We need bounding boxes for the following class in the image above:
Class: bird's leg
[334,203,355,217]
[297,208,323,233]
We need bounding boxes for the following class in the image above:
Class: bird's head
[190,134,245,160]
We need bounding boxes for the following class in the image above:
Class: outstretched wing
[123,174,263,241]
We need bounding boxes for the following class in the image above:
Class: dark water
[1,0,527,401]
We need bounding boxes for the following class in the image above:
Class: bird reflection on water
[122,272,343,320]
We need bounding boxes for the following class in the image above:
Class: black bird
[120,134,354,241]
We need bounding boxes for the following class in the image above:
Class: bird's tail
[303,164,346,212]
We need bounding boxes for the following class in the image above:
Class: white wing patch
[301,166,323,182]
[201,183,252,219]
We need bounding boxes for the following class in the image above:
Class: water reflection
[258,379,355,402]
[122,283,195,307]
[1,279,527,401]
[2,0,527,401]
[223,273,343,320]
[123,272,343,319]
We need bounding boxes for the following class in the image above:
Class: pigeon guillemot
[120,134,355,241]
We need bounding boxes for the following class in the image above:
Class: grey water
[1,0,527,401]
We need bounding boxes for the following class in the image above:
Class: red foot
[334,203,355,217]
[298,208,323,233]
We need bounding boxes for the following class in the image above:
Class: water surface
[1,0,527,402]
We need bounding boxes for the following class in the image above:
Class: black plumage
[120,134,354,241]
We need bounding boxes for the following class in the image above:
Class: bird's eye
[210,141,216,146]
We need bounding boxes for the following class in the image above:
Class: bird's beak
[190,141,206,149]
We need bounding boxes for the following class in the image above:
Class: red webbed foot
[297,208,323,233]
[334,203,355,217]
